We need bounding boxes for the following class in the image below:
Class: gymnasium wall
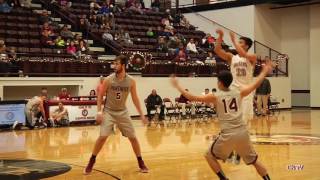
[183,5,255,47]
[254,5,282,52]
[310,5,320,107]
[280,6,310,107]
[0,76,291,115]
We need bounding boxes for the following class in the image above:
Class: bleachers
[0,1,289,77]
[50,0,208,60]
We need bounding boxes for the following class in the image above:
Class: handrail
[254,41,282,55]
[89,32,122,55]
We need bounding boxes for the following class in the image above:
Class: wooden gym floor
[0,110,320,180]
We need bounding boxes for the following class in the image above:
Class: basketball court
[1,110,319,180]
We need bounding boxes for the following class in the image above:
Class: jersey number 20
[222,98,238,113]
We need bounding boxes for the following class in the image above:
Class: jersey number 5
[116,92,121,100]
[222,98,238,113]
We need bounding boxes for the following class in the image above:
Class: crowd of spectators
[38,10,89,58]
[1,0,224,63]
[48,0,222,62]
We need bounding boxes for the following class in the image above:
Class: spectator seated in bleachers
[66,40,77,57]
[163,25,174,37]
[146,27,155,38]
[55,35,65,48]
[89,14,100,29]
[74,34,82,46]
[60,25,74,40]
[201,33,215,50]
[42,22,55,37]
[157,37,168,53]
[0,0,12,13]
[77,40,88,57]
[167,35,180,53]
[174,43,187,62]
[49,101,69,127]
[155,26,165,38]
[161,16,170,27]
[186,38,198,54]
[97,2,110,17]
[41,30,55,47]
[102,27,114,41]
[146,89,165,122]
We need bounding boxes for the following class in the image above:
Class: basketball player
[215,29,257,124]
[214,29,258,164]
[170,61,272,180]
[84,55,149,175]
[25,95,47,128]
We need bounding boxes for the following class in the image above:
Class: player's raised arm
[170,75,216,104]
[130,79,148,124]
[96,78,109,124]
[240,60,272,98]
[214,29,233,64]
[230,31,257,64]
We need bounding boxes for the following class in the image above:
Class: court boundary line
[67,163,121,180]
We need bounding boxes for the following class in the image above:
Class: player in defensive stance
[170,62,272,180]
[84,55,149,174]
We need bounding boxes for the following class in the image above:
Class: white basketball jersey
[215,88,245,130]
[26,96,41,111]
[230,55,254,88]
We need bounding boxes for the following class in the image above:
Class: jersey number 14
[222,98,238,113]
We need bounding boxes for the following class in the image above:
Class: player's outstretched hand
[216,29,224,37]
[141,115,148,125]
[170,74,179,88]
[262,59,273,74]
[229,31,236,42]
[96,113,103,125]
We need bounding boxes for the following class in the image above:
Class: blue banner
[0,104,26,125]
